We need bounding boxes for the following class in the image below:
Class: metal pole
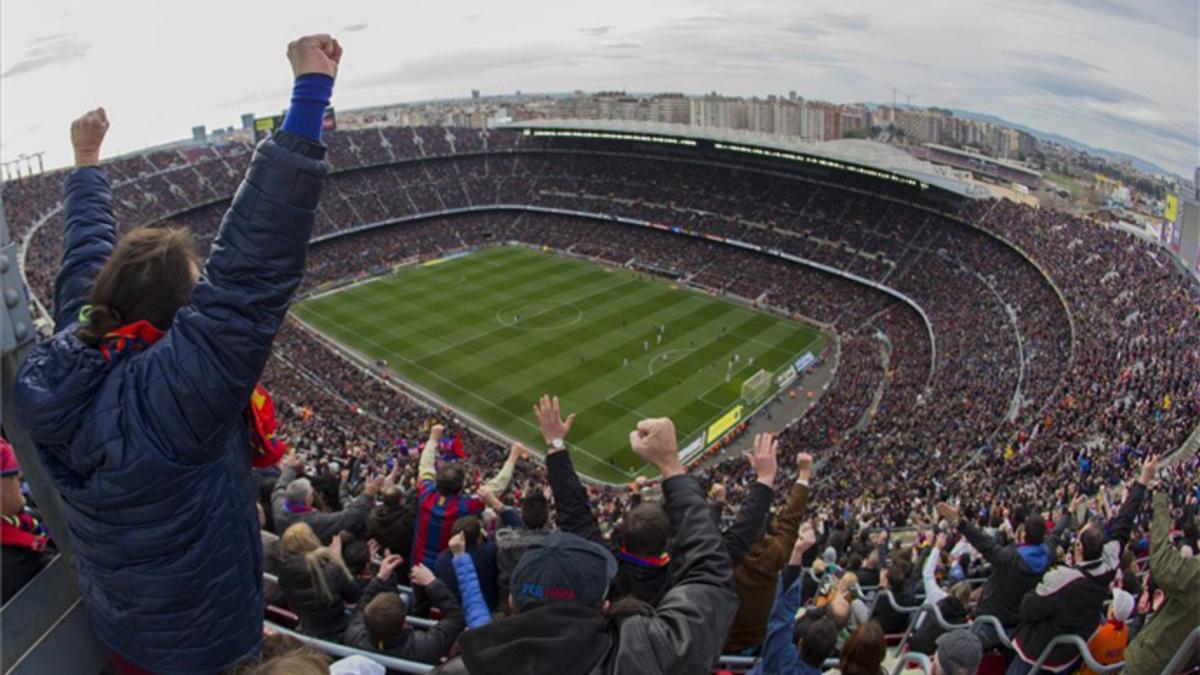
[0,190,76,567]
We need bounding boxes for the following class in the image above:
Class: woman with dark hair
[14,35,343,674]
[835,621,887,675]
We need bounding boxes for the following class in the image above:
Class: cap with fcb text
[509,530,617,611]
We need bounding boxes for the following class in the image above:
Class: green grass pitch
[293,246,827,484]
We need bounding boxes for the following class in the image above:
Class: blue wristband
[281,73,334,141]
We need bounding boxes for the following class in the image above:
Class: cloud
[1023,69,1150,104]
[1051,0,1198,34]
[341,23,369,32]
[580,25,613,37]
[1005,50,1108,75]
[1,34,91,79]
[349,45,579,90]
[782,12,871,39]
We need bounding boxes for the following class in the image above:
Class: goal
[740,369,772,403]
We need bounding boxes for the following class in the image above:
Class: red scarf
[99,321,286,468]
[1,512,48,552]
[617,546,671,568]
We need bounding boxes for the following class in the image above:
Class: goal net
[740,369,772,403]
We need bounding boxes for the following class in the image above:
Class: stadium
[1,32,1198,675]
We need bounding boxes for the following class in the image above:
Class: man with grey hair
[272,451,383,543]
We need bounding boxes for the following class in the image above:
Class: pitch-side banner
[706,405,744,444]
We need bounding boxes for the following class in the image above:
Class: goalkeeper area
[293,245,827,484]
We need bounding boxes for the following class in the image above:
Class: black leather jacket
[432,463,739,675]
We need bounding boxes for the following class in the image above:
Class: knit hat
[0,439,19,477]
[935,630,982,675]
[1110,588,1135,622]
[510,531,617,611]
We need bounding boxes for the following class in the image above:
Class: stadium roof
[504,118,989,199]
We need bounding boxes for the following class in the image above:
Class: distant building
[471,89,480,100]
[241,113,255,131]
[191,125,206,142]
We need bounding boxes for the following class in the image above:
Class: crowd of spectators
[5,122,1198,672]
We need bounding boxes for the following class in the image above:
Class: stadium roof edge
[502,118,989,199]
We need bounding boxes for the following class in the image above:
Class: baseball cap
[509,531,617,611]
[1110,588,1135,622]
[935,630,982,675]
[0,439,20,477]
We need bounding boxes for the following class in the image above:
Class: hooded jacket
[431,469,739,674]
[1111,492,1198,675]
[13,131,326,674]
[1011,482,1146,671]
[955,517,1053,628]
[343,575,465,664]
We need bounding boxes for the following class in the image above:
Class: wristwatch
[549,438,565,450]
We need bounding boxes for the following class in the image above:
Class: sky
[2,0,1197,176]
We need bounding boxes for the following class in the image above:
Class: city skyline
[1,0,1196,175]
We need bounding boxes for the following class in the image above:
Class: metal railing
[1024,633,1123,674]
[264,620,434,673]
[1161,627,1200,675]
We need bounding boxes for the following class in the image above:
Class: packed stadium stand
[4,119,1198,674]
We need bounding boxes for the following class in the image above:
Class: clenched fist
[629,417,684,479]
[287,34,343,80]
[71,107,109,168]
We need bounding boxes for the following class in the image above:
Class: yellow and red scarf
[99,321,287,468]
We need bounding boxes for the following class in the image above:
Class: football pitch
[293,246,827,484]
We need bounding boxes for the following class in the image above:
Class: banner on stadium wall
[794,352,816,373]
[680,435,706,463]
[706,405,744,444]
[776,367,797,388]
[1165,193,1179,223]
[254,115,284,142]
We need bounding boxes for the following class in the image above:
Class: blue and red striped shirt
[411,479,485,567]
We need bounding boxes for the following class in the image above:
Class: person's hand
[71,107,109,167]
[508,443,529,463]
[935,502,960,527]
[709,483,728,504]
[448,532,466,556]
[533,395,576,449]
[368,538,380,562]
[363,475,385,497]
[1069,492,1087,516]
[377,553,403,581]
[935,531,947,549]
[428,424,444,442]
[330,532,343,557]
[1138,455,1160,488]
[410,563,436,587]
[746,433,779,488]
[789,521,817,565]
[478,486,504,511]
[629,418,683,479]
[795,452,814,483]
[286,34,343,80]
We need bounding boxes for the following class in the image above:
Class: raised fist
[429,424,445,440]
[629,418,683,478]
[410,563,436,587]
[71,107,109,167]
[287,34,343,79]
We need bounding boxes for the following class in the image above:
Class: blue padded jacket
[14,130,327,674]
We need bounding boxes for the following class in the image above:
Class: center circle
[495,302,584,331]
